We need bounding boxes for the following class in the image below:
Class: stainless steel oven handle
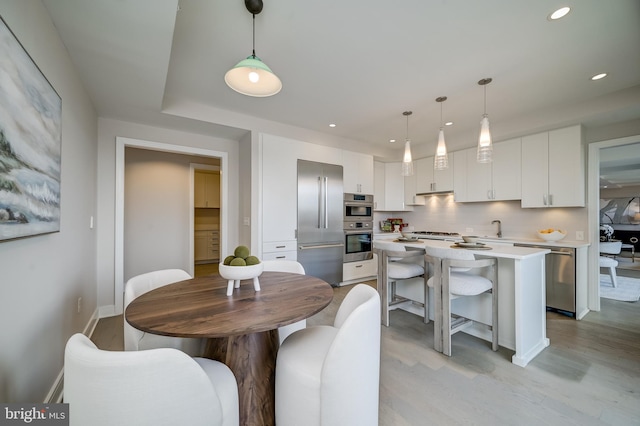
[299,244,345,250]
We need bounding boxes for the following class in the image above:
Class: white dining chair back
[64,333,239,426]
[124,269,204,355]
[261,260,308,343]
[275,284,381,426]
[373,240,426,326]
[424,245,498,356]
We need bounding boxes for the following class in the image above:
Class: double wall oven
[343,193,373,262]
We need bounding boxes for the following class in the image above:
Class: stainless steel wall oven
[344,193,373,222]
[344,222,373,262]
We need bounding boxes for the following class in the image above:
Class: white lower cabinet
[262,240,297,261]
[342,259,377,283]
[195,230,219,262]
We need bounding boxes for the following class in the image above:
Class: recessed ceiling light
[591,73,608,81]
[548,6,571,20]
[389,139,396,143]
[445,121,453,126]
[329,123,336,127]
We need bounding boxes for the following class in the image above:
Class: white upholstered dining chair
[261,259,308,343]
[600,240,622,287]
[64,333,239,426]
[275,284,381,426]
[124,269,204,355]
[424,245,498,356]
[373,240,426,326]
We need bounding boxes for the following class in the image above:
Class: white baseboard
[44,307,100,403]
[98,304,118,318]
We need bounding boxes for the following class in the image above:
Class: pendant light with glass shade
[401,111,414,176]
[477,78,493,163]
[224,0,282,97]
[434,96,449,170]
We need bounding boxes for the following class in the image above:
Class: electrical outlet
[576,231,584,241]
[243,217,250,226]
[89,216,94,229]
[77,297,82,314]
[465,227,474,233]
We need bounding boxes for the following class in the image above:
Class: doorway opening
[115,137,228,315]
[588,136,640,312]
[192,164,221,277]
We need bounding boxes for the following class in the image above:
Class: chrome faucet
[491,220,502,238]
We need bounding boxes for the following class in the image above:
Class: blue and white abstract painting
[0,16,61,241]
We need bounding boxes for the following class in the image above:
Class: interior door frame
[587,134,640,313]
[115,137,228,315]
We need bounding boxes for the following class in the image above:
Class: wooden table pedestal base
[204,330,280,426]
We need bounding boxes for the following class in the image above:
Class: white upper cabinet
[521,125,584,208]
[373,161,413,211]
[491,138,522,201]
[373,161,386,211]
[455,138,521,202]
[415,156,454,194]
[342,151,374,194]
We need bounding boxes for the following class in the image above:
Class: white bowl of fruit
[537,228,567,242]
[219,245,263,295]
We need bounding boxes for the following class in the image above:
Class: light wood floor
[94,273,640,425]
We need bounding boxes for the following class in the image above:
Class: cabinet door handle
[275,256,286,259]
[549,194,553,205]
[355,264,363,268]
[275,245,285,248]
[543,194,548,205]
[487,190,492,200]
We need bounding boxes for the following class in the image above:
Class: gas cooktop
[413,231,460,236]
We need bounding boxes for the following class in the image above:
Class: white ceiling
[42,0,640,182]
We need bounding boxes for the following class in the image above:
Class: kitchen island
[389,239,550,367]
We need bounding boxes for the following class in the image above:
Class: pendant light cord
[406,114,409,141]
[252,14,256,58]
[483,84,487,115]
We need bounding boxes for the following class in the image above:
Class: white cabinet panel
[415,156,454,194]
[381,162,412,211]
[343,151,374,194]
[455,138,521,202]
[521,125,584,208]
[262,135,299,242]
[373,161,386,211]
[343,259,377,283]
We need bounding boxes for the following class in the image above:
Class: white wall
[0,1,98,402]
[96,118,241,311]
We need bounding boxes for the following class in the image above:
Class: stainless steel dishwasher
[514,244,576,317]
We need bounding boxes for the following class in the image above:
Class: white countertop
[379,231,591,249]
[402,239,550,260]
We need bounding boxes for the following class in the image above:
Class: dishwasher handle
[549,250,573,256]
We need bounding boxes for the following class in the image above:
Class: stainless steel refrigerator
[297,160,344,286]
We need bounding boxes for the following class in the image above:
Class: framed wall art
[0,15,62,242]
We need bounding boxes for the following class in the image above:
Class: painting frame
[0,15,62,242]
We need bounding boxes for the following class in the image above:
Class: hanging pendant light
[225,0,282,97]
[434,96,449,170]
[401,111,414,176]
[477,78,493,163]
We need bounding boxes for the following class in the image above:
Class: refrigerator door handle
[299,243,345,250]
[317,176,322,229]
[324,176,329,229]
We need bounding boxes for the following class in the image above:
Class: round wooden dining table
[125,271,333,426]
